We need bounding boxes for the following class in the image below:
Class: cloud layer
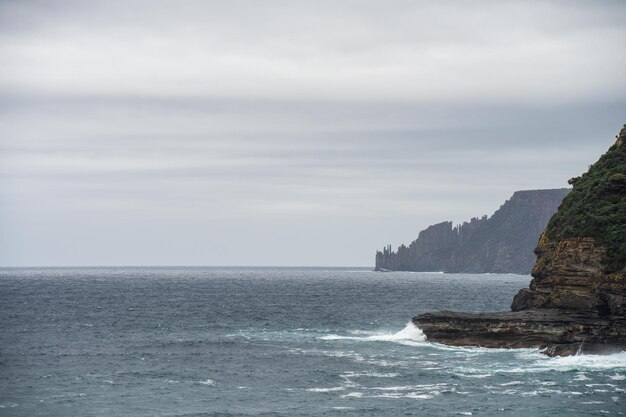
[1,1,625,266]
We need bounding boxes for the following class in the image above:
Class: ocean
[0,267,624,416]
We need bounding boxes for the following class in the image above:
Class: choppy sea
[0,267,624,416]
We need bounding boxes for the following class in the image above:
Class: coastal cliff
[376,189,569,274]
[413,124,626,356]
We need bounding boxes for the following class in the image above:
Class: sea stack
[413,124,626,356]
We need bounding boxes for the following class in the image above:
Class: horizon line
[0,265,373,269]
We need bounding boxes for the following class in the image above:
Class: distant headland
[376,188,570,274]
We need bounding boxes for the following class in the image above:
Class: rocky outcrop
[511,236,605,312]
[414,309,626,356]
[413,124,626,356]
[376,189,569,274]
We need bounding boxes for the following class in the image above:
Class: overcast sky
[1,0,625,266]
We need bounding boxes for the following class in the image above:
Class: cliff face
[376,189,570,274]
[511,236,606,313]
[413,124,626,356]
[512,124,626,317]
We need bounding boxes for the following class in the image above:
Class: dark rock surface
[413,309,626,356]
[413,124,626,356]
[376,189,569,274]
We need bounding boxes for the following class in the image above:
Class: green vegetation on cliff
[545,126,626,269]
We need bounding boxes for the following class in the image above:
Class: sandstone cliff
[413,124,626,355]
[376,189,569,274]
[512,124,626,318]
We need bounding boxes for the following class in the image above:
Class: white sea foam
[367,392,435,400]
[371,383,451,392]
[341,371,399,378]
[534,351,626,371]
[306,387,345,392]
[455,351,626,376]
[403,393,434,400]
[496,389,519,395]
[431,343,537,354]
[371,385,419,391]
[361,358,411,367]
[198,379,215,385]
[538,381,556,386]
[499,380,523,386]
[320,322,426,345]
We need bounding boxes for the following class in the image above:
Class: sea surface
[0,267,625,416]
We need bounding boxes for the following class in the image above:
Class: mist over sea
[1,267,624,416]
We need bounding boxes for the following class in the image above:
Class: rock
[412,124,626,356]
[412,309,626,356]
[511,236,605,312]
[375,189,569,274]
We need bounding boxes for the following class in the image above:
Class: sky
[1,0,625,267]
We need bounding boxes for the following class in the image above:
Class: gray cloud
[2,1,626,101]
[1,1,625,266]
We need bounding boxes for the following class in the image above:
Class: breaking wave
[320,322,426,345]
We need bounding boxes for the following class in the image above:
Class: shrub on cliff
[545,127,626,270]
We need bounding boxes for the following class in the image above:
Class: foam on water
[370,392,434,399]
[320,322,426,344]
[452,351,626,377]
[198,379,215,386]
[499,381,524,386]
[341,371,399,378]
[370,383,452,392]
[534,351,626,372]
[306,387,345,392]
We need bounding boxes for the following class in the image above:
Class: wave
[306,386,345,392]
[341,371,399,378]
[453,351,626,376]
[198,379,215,385]
[535,351,626,371]
[319,322,426,345]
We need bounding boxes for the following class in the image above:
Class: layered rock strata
[413,124,626,356]
[414,310,626,356]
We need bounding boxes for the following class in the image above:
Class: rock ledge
[413,309,626,356]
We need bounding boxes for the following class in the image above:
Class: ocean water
[0,267,624,416]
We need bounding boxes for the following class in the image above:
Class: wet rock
[413,309,626,356]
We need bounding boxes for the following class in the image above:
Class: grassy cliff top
[545,124,626,270]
